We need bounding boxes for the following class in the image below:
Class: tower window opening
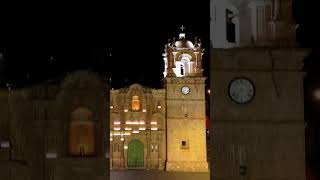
[132,95,140,111]
[180,64,185,76]
[181,140,189,149]
[226,9,236,43]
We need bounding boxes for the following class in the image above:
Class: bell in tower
[163,25,204,77]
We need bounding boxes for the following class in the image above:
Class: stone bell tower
[164,26,209,172]
[211,0,298,48]
[211,0,309,179]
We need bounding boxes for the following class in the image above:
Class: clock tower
[164,28,209,172]
[211,0,309,179]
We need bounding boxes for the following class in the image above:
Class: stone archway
[127,139,144,168]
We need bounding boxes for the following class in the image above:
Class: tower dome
[163,26,204,78]
[174,33,194,48]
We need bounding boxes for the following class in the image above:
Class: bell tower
[211,0,309,179]
[211,0,298,48]
[164,27,209,172]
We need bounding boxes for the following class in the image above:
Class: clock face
[228,77,255,104]
[181,86,190,95]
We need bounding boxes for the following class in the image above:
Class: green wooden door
[127,140,144,167]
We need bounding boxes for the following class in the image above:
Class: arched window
[132,95,140,111]
[69,107,96,156]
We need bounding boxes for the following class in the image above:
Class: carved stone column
[166,48,175,77]
[195,49,203,76]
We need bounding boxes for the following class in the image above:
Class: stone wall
[211,48,308,180]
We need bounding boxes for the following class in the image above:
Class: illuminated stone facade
[110,84,166,170]
[110,32,209,172]
[0,71,109,180]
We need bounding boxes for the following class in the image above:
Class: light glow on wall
[105,152,109,159]
[126,121,145,125]
[124,145,128,149]
[151,128,158,131]
[0,141,10,148]
[125,127,132,130]
[46,152,57,159]
[121,138,124,141]
[124,109,128,112]
[314,89,320,100]
[113,128,121,130]
[139,127,146,130]
[113,121,121,125]
[150,122,157,125]
[132,130,140,134]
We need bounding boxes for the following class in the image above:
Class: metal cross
[179,25,186,32]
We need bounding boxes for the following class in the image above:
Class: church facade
[211,0,309,179]
[0,71,109,180]
[110,31,209,172]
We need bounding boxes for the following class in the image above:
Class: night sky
[0,4,316,115]
[0,1,209,89]
[0,0,314,88]
[0,1,315,84]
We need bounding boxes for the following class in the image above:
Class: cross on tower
[179,25,186,32]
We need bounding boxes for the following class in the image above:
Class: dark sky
[0,1,317,117]
[0,1,209,89]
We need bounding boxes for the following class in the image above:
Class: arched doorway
[127,139,144,168]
